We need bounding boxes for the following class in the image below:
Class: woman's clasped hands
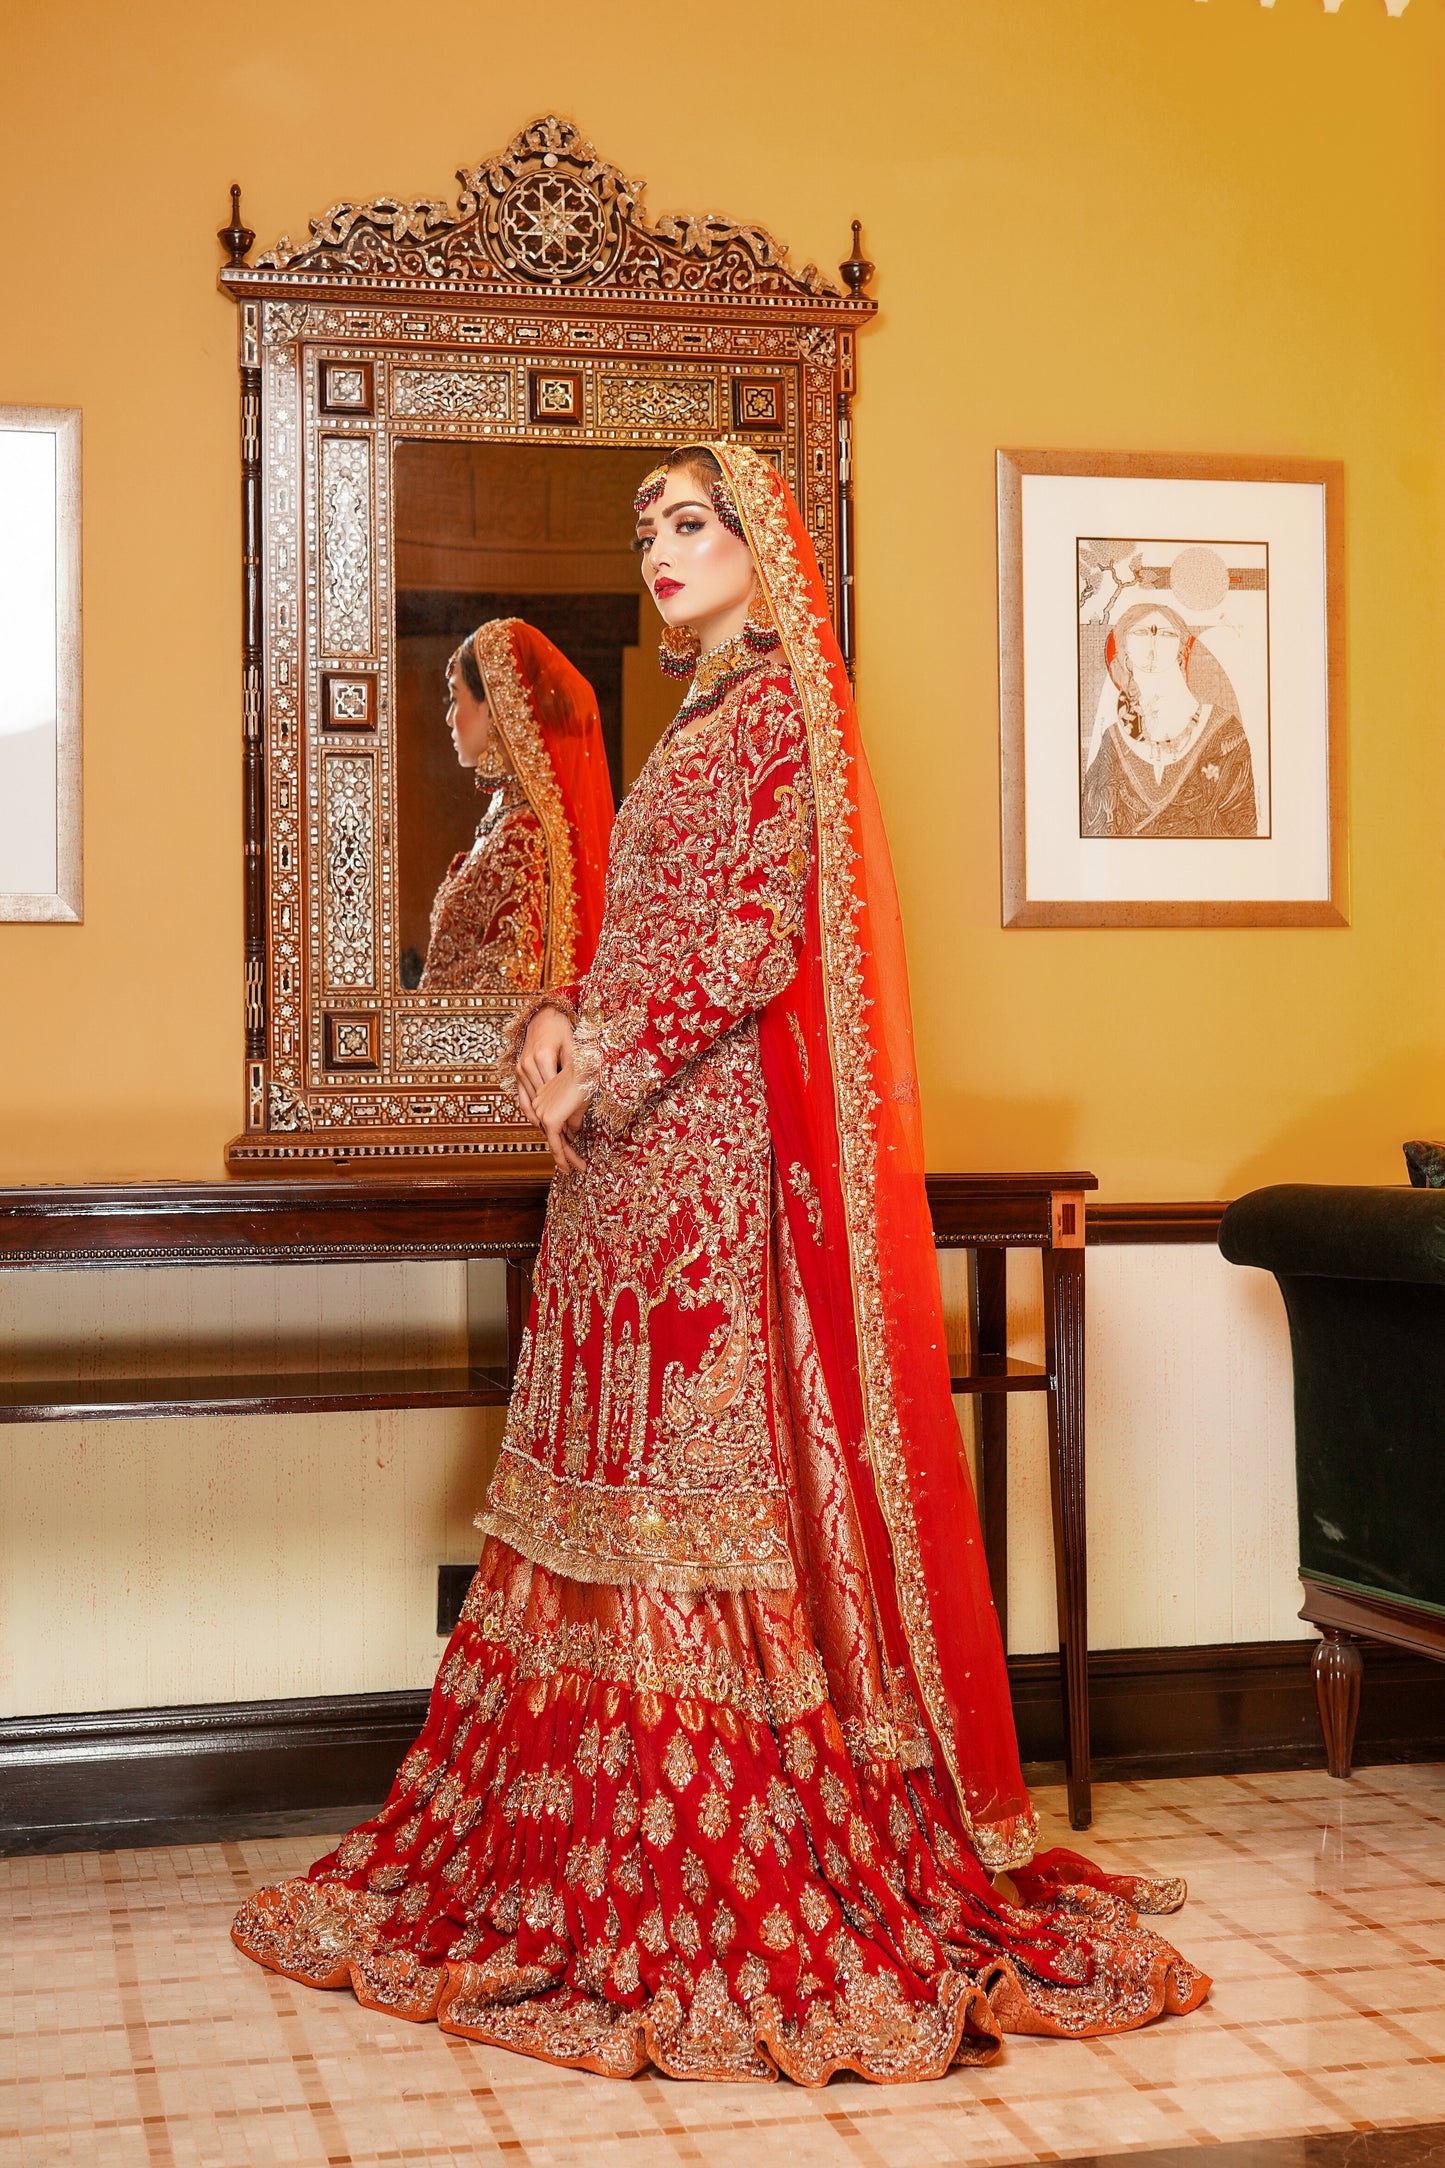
[514,1006,594,1175]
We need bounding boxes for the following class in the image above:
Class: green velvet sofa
[1218,1175,1445,1777]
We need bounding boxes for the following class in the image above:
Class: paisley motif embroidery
[232,1535,1210,2085]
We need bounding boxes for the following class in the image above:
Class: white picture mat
[0,409,81,921]
[0,430,59,894]
[1021,473,1330,903]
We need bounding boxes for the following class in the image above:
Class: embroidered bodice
[420,783,548,992]
[574,665,814,1134]
[477,662,815,1592]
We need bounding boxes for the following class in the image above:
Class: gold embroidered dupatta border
[471,618,580,986]
[708,443,1038,1873]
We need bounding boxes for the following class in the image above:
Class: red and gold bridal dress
[234,452,1207,2084]
[420,618,615,992]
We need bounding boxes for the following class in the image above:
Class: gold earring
[744,585,779,653]
[659,622,700,681]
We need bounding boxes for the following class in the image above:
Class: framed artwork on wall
[997,450,1345,928]
[0,406,82,923]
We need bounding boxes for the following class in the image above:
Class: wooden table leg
[968,1246,1010,1647]
[1043,1213,1090,1829]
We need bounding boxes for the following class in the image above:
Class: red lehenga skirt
[232,1536,1208,2085]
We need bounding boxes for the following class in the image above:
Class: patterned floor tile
[5,1768,1445,2167]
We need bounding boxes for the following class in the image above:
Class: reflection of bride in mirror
[420,619,614,992]
[1082,602,1258,840]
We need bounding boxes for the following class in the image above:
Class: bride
[417,617,613,993]
[233,443,1207,2084]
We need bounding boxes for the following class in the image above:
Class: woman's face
[445,665,504,773]
[636,467,756,637]
[1124,616,1185,681]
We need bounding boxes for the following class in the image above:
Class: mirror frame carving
[218,115,876,1171]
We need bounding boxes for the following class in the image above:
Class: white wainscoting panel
[940,1243,1302,1656]
[2,1245,1301,1716]
[0,1262,504,1717]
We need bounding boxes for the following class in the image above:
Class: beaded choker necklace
[672,624,780,731]
[474,773,525,817]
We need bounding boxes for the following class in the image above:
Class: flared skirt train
[233,1538,1208,2085]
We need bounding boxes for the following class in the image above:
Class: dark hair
[446,635,486,701]
[667,444,725,487]
[666,444,746,542]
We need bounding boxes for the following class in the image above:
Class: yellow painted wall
[2,0,1441,1199]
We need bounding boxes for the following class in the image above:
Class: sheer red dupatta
[708,445,1036,1873]
[472,619,615,978]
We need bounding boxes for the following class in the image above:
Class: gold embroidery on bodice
[420,783,548,992]
[477,664,814,1591]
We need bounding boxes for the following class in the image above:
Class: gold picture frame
[998,449,1347,929]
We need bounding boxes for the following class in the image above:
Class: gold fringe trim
[473,1508,798,1595]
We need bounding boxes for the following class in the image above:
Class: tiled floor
[4,1767,1445,2167]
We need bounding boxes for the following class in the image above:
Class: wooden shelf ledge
[0,1365,512,1424]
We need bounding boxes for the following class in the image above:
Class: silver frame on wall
[0,405,82,923]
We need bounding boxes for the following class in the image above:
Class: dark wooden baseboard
[5,1637,1443,1857]
[0,1691,428,1858]
[1011,1637,1445,1781]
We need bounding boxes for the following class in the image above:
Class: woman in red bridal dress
[233,446,1207,2084]
[419,617,614,992]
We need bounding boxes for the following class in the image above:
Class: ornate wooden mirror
[218,115,876,1170]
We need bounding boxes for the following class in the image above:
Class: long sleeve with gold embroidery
[576,669,813,1137]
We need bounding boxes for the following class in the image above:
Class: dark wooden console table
[0,1165,1096,1826]
[0,1172,549,1423]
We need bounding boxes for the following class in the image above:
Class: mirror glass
[393,441,678,991]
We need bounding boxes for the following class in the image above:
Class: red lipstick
[653,577,683,598]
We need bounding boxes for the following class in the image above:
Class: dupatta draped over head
[471,619,615,980]
[704,444,1036,1873]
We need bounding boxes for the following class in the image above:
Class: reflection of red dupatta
[472,619,615,979]
[709,446,1036,1872]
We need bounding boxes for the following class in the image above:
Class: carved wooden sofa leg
[1312,1628,1362,1779]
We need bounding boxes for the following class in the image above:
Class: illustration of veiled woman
[420,618,614,991]
[1082,602,1259,840]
